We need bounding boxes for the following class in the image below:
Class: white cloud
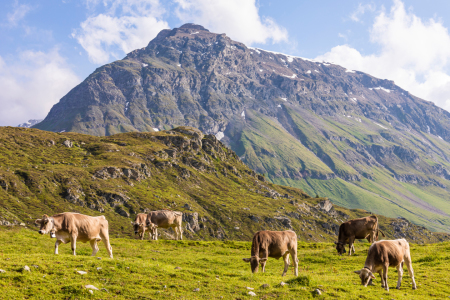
[0,49,80,126]
[6,0,32,27]
[73,0,169,64]
[349,3,375,23]
[174,0,288,45]
[316,0,450,111]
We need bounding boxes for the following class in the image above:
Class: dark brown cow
[335,215,385,255]
[133,213,158,240]
[354,239,417,291]
[243,230,298,276]
[35,212,113,258]
[146,210,183,240]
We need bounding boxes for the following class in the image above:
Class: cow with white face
[133,213,158,240]
[35,212,113,258]
[354,239,417,291]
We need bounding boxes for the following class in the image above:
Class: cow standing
[35,212,113,258]
[146,210,183,240]
[133,213,158,240]
[354,239,417,291]
[243,230,299,276]
[335,215,385,255]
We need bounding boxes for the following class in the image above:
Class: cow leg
[378,271,384,288]
[383,264,389,291]
[404,255,417,289]
[348,237,355,256]
[261,259,268,273]
[396,263,403,289]
[174,226,179,240]
[90,240,99,256]
[54,240,62,255]
[99,229,113,259]
[154,228,158,240]
[178,225,183,240]
[70,234,77,256]
[282,253,290,276]
[290,249,299,276]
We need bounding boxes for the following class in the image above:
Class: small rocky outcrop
[62,140,73,148]
[94,167,123,179]
[183,212,200,232]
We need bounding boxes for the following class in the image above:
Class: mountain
[35,23,450,232]
[17,119,42,128]
[1,126,447,243]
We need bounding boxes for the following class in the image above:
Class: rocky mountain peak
[34,24,450,233]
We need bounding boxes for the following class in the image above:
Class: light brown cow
[35,212,113,258]
[146,210,183,240]
[243,230,299,276]
[354,239,417,291]
[335,215,385,255]
[133,213,158,240]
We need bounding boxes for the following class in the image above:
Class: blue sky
[2,0,450,125]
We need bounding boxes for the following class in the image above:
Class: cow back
[55,213,107,242]
[338,216,378,242]
[251,230,297,259]
[148,210,182,228]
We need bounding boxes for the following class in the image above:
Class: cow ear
[259,258,268,263]
[35,219,42,225]
[354,270,362,275]
[242,258,251,263]
[369,272,376,279]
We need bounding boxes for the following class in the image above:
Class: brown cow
[146,210,183,240]
[354,239,417,291]
[335,215,385,255]
[35,212,113,258]
[243,230,299,276]
[133,213,158,240]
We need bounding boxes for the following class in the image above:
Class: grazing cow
[35,212,113,258]
[242,230,299,276]
[146,210,183,240]
[335,215,385,255]
[354,239,417,291]
[133,213,158,240]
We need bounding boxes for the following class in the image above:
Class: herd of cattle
[34,212,417,291]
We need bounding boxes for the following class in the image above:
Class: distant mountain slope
[17,119,42,128]
[35,24,450,232]
[1,126,448,243]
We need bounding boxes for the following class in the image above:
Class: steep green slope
[0,126,447,243]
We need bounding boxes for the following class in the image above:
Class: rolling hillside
[0,126,447,243]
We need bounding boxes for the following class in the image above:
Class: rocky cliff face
[35,23,450,232]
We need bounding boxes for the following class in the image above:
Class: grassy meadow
[0,227,448,299]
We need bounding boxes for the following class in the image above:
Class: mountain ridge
[34,24,450,232]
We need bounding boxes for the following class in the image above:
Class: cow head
[35,215,54,235]
[354,268,376,286]
[242,256,268,273]
[334,241,346,255]
[133,222,146,235]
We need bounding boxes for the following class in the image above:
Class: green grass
[0,227,448,299]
